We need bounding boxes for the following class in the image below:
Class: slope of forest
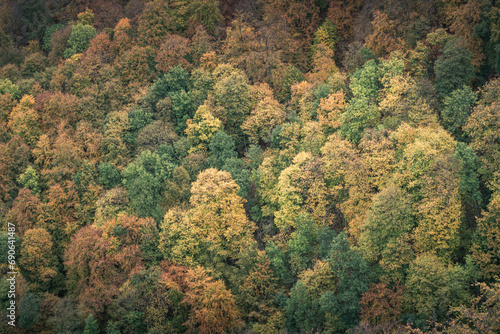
[1,0,500,333]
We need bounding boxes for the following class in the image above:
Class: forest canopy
[1,0,500,333]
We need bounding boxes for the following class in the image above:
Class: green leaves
[64,24,97,59]
[434,37,475,100]
[123,150,175,220]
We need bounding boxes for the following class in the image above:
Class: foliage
[2,2,500,332]
[434,37,475,100]
[64,24,97,59]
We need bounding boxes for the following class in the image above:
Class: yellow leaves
[378,75,437,127]
[389,124,462,261]
[242,95,286,144]
[114,18,131,35]
[161,169,256,268]
[299,260,336,298]
[8,94,40,146]
[306,43,339,83]
[317,89,346,130]
[185,105,223,153]
[275,152,332,231]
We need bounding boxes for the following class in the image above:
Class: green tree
[64,24,97,58]
[207,131,237,169]
[464,101,500,192]
[359,184,416,282]
[18,293,41,329]
[434,37,475,100]
[271,64,305,103]
[349,59,381,100]
[442,85,477,138]
[123,150,175,220]
[0,78,20,99]
[18,165,40,196]
[340,97,379,144]
[471,193,500,280]
[83,314,99,334]
[405,253,472,322]
[221,158,250,199]
[321,232,370,332]
[212,69,252,142]
[98,162,121,189]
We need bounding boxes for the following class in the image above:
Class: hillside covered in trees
[1,0,500,333]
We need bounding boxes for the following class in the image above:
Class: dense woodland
[1,0,500,333]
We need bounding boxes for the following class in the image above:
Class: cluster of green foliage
[2,1,500,333]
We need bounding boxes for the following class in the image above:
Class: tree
[185,104,222,153]
[8,94,40,146]
[242,94,286,144]
[18,165,40,196]
[340,97,379,144]
[6,188,41,237]
[212,69,252,141]
[123,150,175,221]
[47,296,83,333]
[365,10,401,57]
[436,280,500,333]
[471,193,500,280]
[18,293,41,329]
[359,283,404,332]
[452,142,482,229]
[118,46,157,85]
[207,131,237,168]
[64,225,120,314]
[434,37,475,100]
[405,253,471,321]
[307,43,339,83]
[0,78,20,99]
[160,169,256,276]
[156,34,191,73]
[313,19,338,53]
[83,314,99,334]
[464,102,500,191]
[378,75,437,128]
[163,166,191,209]
[182,267,243,334]
[19,228,57,291]
[98,163,121,190]
[321,232,370,332]
[442,85,477,138]
[137,0,185,47]
[391,124,462,261]
[359,184,415,282]
[181,0,222,34]
[64,23,97,58]
[317,89,346,132]
[274,152,332,232]
[349,59,381,100]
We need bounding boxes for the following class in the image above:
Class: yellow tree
[241,95,286,144]
[391,124,461,261]
[19,228,57,291]
[317,89,346,131]
[7,95,40,146]
[306,43,339,83]
[160,169,256,278]
[185,105,223,153]
[320,133,375,239]
[471,193,500,280]
[274,151,332,232]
